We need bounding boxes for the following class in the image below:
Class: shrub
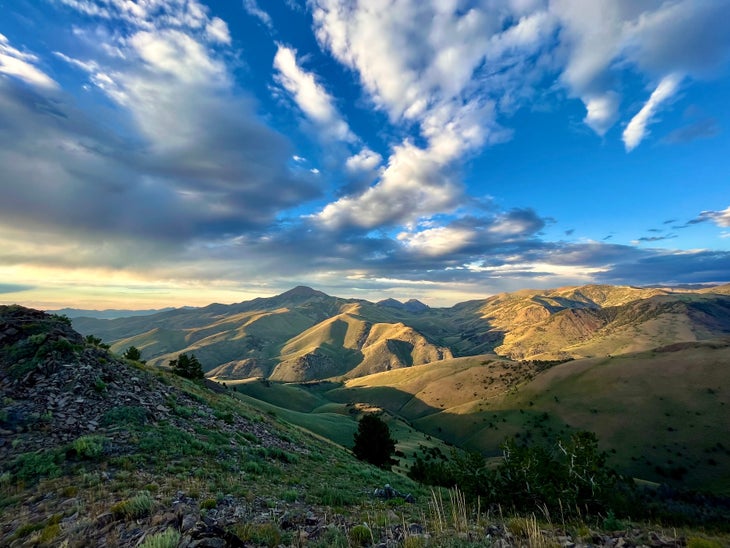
[123,346,145,363]
[349,524,372,546]
[101,405,148,427]
[111,492,153,519]
[200,498,217,509]
[140,528,181,548]
[69,435,106,459]
[687,538,723,548]
[11,449,64,482]
[409,431,633,518]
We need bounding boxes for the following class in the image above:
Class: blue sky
[0,0,729,309]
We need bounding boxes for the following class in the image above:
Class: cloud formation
[1,0,729,308]
[0,3,320,246]
[623,73,682,151]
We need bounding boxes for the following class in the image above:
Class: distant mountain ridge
[47,307,177,320]
[71,283,730,381]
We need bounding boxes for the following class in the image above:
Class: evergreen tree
[353,414,396,469]
[170,353,204,379]
[122,346,144,362]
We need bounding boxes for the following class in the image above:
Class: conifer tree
[353,414,396,469]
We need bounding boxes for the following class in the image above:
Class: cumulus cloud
[314,141,464,229]
[308,1,550,229]
[623,73,682,151]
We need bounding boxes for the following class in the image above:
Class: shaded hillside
[72,284,730,381]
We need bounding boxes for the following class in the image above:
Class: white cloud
[623,73,682,151]
[273,44,355,143]
[0,34,58,89]
[309,1,548,229]
[206,17,231,44]
[551,0,730,138]
[398,226,474,257]
[583,92,620,136]
[315,140,463,229]
[699,206,730,228]
[242,0,273,30]
[345,148,382,174]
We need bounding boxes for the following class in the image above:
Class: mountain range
[71,283,730,382]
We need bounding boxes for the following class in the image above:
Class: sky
[0,0,729,310]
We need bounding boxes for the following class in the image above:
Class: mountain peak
[378,298,429,312]
[278,286,329,299]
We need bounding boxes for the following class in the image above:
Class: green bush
[111,492,154,520]
[409,431,632,518]
[101,405,148,428]
[139,528,180,548]
[200,498,217,509]
[11,449,64,482]
[70,435,106,459]
[349,524,372,546]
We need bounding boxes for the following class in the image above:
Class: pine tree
[122,346,144,362]
[170,353,204,379]
[353,414,396,469]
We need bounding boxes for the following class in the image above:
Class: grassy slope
[229,378,454,474]
[237,342,730,495]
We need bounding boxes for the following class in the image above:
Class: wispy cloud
[273,43,355,143]
[242,0,273,30]
[623,73,682,151]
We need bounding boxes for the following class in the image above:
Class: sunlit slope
[464,289,730,360]
[268,311,452,381]
[499,339,730,494]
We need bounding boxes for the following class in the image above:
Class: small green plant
[37,523,61,543]
[602,510,625,531]
[11,449,64,482]
[101,405,148,427]
[93,376,107,393]
[349,524,372,546]
[243,461,264,475]
[111,492,153,520]
[200,498,217,509]
[85,334,110,349]
[70,435,106,459]
[140,528,181,548]
[281,489,298,502]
